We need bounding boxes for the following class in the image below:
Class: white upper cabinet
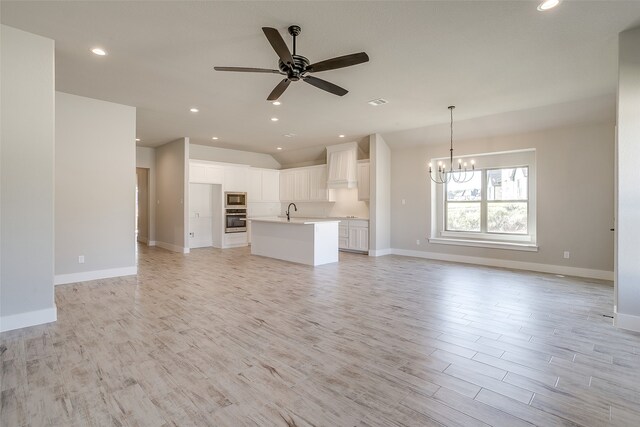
[280,170,296,201]
[224,165,248,192]
[326,142,358,188]
[357,161,370,201]
[248,168,262,202]
[248,168,281,202]
[293,169,310,201]
[308,165,329,201]
[189,161,223,184]
[261,169,280,202]
[279,165,332,202]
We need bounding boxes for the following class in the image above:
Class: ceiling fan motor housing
[279,55,309,81]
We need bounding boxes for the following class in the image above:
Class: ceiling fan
[214,25,369,101]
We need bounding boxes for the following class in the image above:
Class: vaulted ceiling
[3,1,639,162]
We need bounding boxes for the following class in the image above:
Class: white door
[189,183,214,248]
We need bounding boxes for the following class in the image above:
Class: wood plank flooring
[2,246,640,426]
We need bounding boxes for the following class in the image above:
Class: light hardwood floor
[2,246,640,426]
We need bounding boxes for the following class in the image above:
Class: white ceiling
[2,1,639,163]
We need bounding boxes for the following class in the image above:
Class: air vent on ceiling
[368,98,389,106]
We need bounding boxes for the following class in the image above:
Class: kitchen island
[249,217,340,266]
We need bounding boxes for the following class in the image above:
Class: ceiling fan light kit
[214,25,369,101]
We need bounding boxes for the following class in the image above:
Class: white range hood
[326,142,359,189]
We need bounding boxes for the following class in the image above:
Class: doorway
[136,167,150,244]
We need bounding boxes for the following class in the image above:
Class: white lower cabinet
[339,219,369,253]
[338,223,349,249]
[224,232,247,248]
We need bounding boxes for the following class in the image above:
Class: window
[431,150,536,251]
[446,167,529,234]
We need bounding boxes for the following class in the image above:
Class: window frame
[430,150,537,251]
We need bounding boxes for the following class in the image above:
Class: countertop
[248,217,342,225]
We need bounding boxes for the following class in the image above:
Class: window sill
[428,237,539,252]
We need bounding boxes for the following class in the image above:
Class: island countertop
[248,217,342,225]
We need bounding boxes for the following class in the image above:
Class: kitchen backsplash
[281,188,369,219]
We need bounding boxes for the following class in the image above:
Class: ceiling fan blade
[307,52,369,73]
[303,76,348,96]
[267,79,291,101]
[262,27,294,67]
[214,66,281,74]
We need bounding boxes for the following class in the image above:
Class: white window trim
[430,149,537,251]
[428,237,539,252]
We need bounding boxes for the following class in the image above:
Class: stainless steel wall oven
[225,209,246,233]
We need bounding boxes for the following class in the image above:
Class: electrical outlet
[563,251,570,259]
[78,255,85,264]
[416,239,421,245]
[402,199,406,205]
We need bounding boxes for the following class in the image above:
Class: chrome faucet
[286,203,297,221]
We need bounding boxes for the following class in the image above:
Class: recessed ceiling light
[272,101,281,106]
[277,147,283,150]
[190,108,199,113]
[91,47,107,56]
[271,117,279,122]
[368,98,388,106]
[135,138,141,142]
[339,134,345,138]
[537,0,560,11]
[211,137,219,140]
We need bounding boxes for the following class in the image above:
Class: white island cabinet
[249,217,340,266]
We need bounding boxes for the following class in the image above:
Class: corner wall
[370,134,391,255]
[156,138,189,253]
[616,26,640,332]
[1,26,56,331]
[390,122,615,279]
[54,92,137,285]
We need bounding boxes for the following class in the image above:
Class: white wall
[136,146,156,244]
[0,26,56,331]
[55,92,137,285]
[616,26,640,332]
[370,134,392,255]
[156,138,189,253]
[391,122,615,278]
[190,144,280,169]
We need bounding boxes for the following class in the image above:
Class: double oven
[224,192,247,233]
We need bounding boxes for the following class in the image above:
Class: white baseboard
[0,305,57,332]
[615,312,640,333]
[390,248,613,281]
[368,248,392,257]
[137,236,149,244]
[156,241,189,253]
[148,240,157,246]
[54,266,137,286]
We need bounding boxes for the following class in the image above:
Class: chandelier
[428,106,475,184]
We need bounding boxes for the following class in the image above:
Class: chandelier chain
[428,105,475,185]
